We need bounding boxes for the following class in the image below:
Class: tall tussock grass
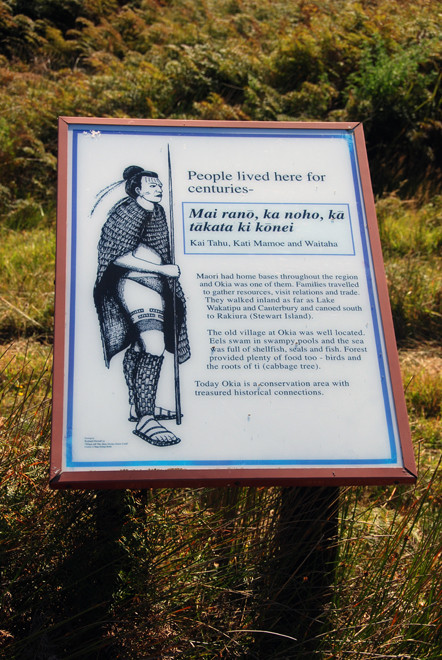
[0,227,55,341]
[377,196,441,344]
[0,343,440,658]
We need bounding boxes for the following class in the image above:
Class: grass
[400,344,441,421]
[0,226,55,340]
[325,473,442,660]
[0,336,440,658]
[376,195,442,344]
[386,257,441,343]
[0,194,439,657]
[377,196,442,259]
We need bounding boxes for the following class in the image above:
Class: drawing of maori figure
[94,165,190,446]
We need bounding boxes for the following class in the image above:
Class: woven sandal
[133,417,181,447]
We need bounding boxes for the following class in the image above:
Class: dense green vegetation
[0,0,440,658]
[0,0,441,218]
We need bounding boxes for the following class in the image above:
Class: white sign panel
[51,119,415,487]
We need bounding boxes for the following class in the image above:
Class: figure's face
[137,176,163,203]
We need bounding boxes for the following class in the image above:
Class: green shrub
[345,39,442,195]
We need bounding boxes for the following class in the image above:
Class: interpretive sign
[51,118,416,488]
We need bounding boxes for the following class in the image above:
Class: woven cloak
[94,197,190,367]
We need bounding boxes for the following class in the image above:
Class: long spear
[167,144,182,425]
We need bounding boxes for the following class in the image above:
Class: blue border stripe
[65,129,79,466]
[346,135,397,463]
[65,126,397,469]
[68,457,397,467]
[74,125,348,140]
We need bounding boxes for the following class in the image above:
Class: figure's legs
[133,329,180,446]
[119,279,180,446]
[123,346,176,422]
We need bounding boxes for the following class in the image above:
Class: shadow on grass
[4,491,127,660]
[250,487,340,659]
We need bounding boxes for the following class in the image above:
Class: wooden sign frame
[50,118,416,488]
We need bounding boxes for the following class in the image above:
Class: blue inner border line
[346,134,397,464]
[65,125,397,468]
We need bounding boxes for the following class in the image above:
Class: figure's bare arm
[114,251,180,278]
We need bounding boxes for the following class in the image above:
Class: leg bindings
[123,345,140,421]
[133,353,163,419]
[132,352,180,447]
[124,347,179,422]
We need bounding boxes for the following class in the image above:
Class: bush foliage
[0,1,441,658]
[0,0,441,218]
[0,0,440,343]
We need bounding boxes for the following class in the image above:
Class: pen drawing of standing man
[93,165,190,446]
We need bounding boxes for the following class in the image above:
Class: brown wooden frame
[51,118,416,488]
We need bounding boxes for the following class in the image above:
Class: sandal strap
[134,417,180,446]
